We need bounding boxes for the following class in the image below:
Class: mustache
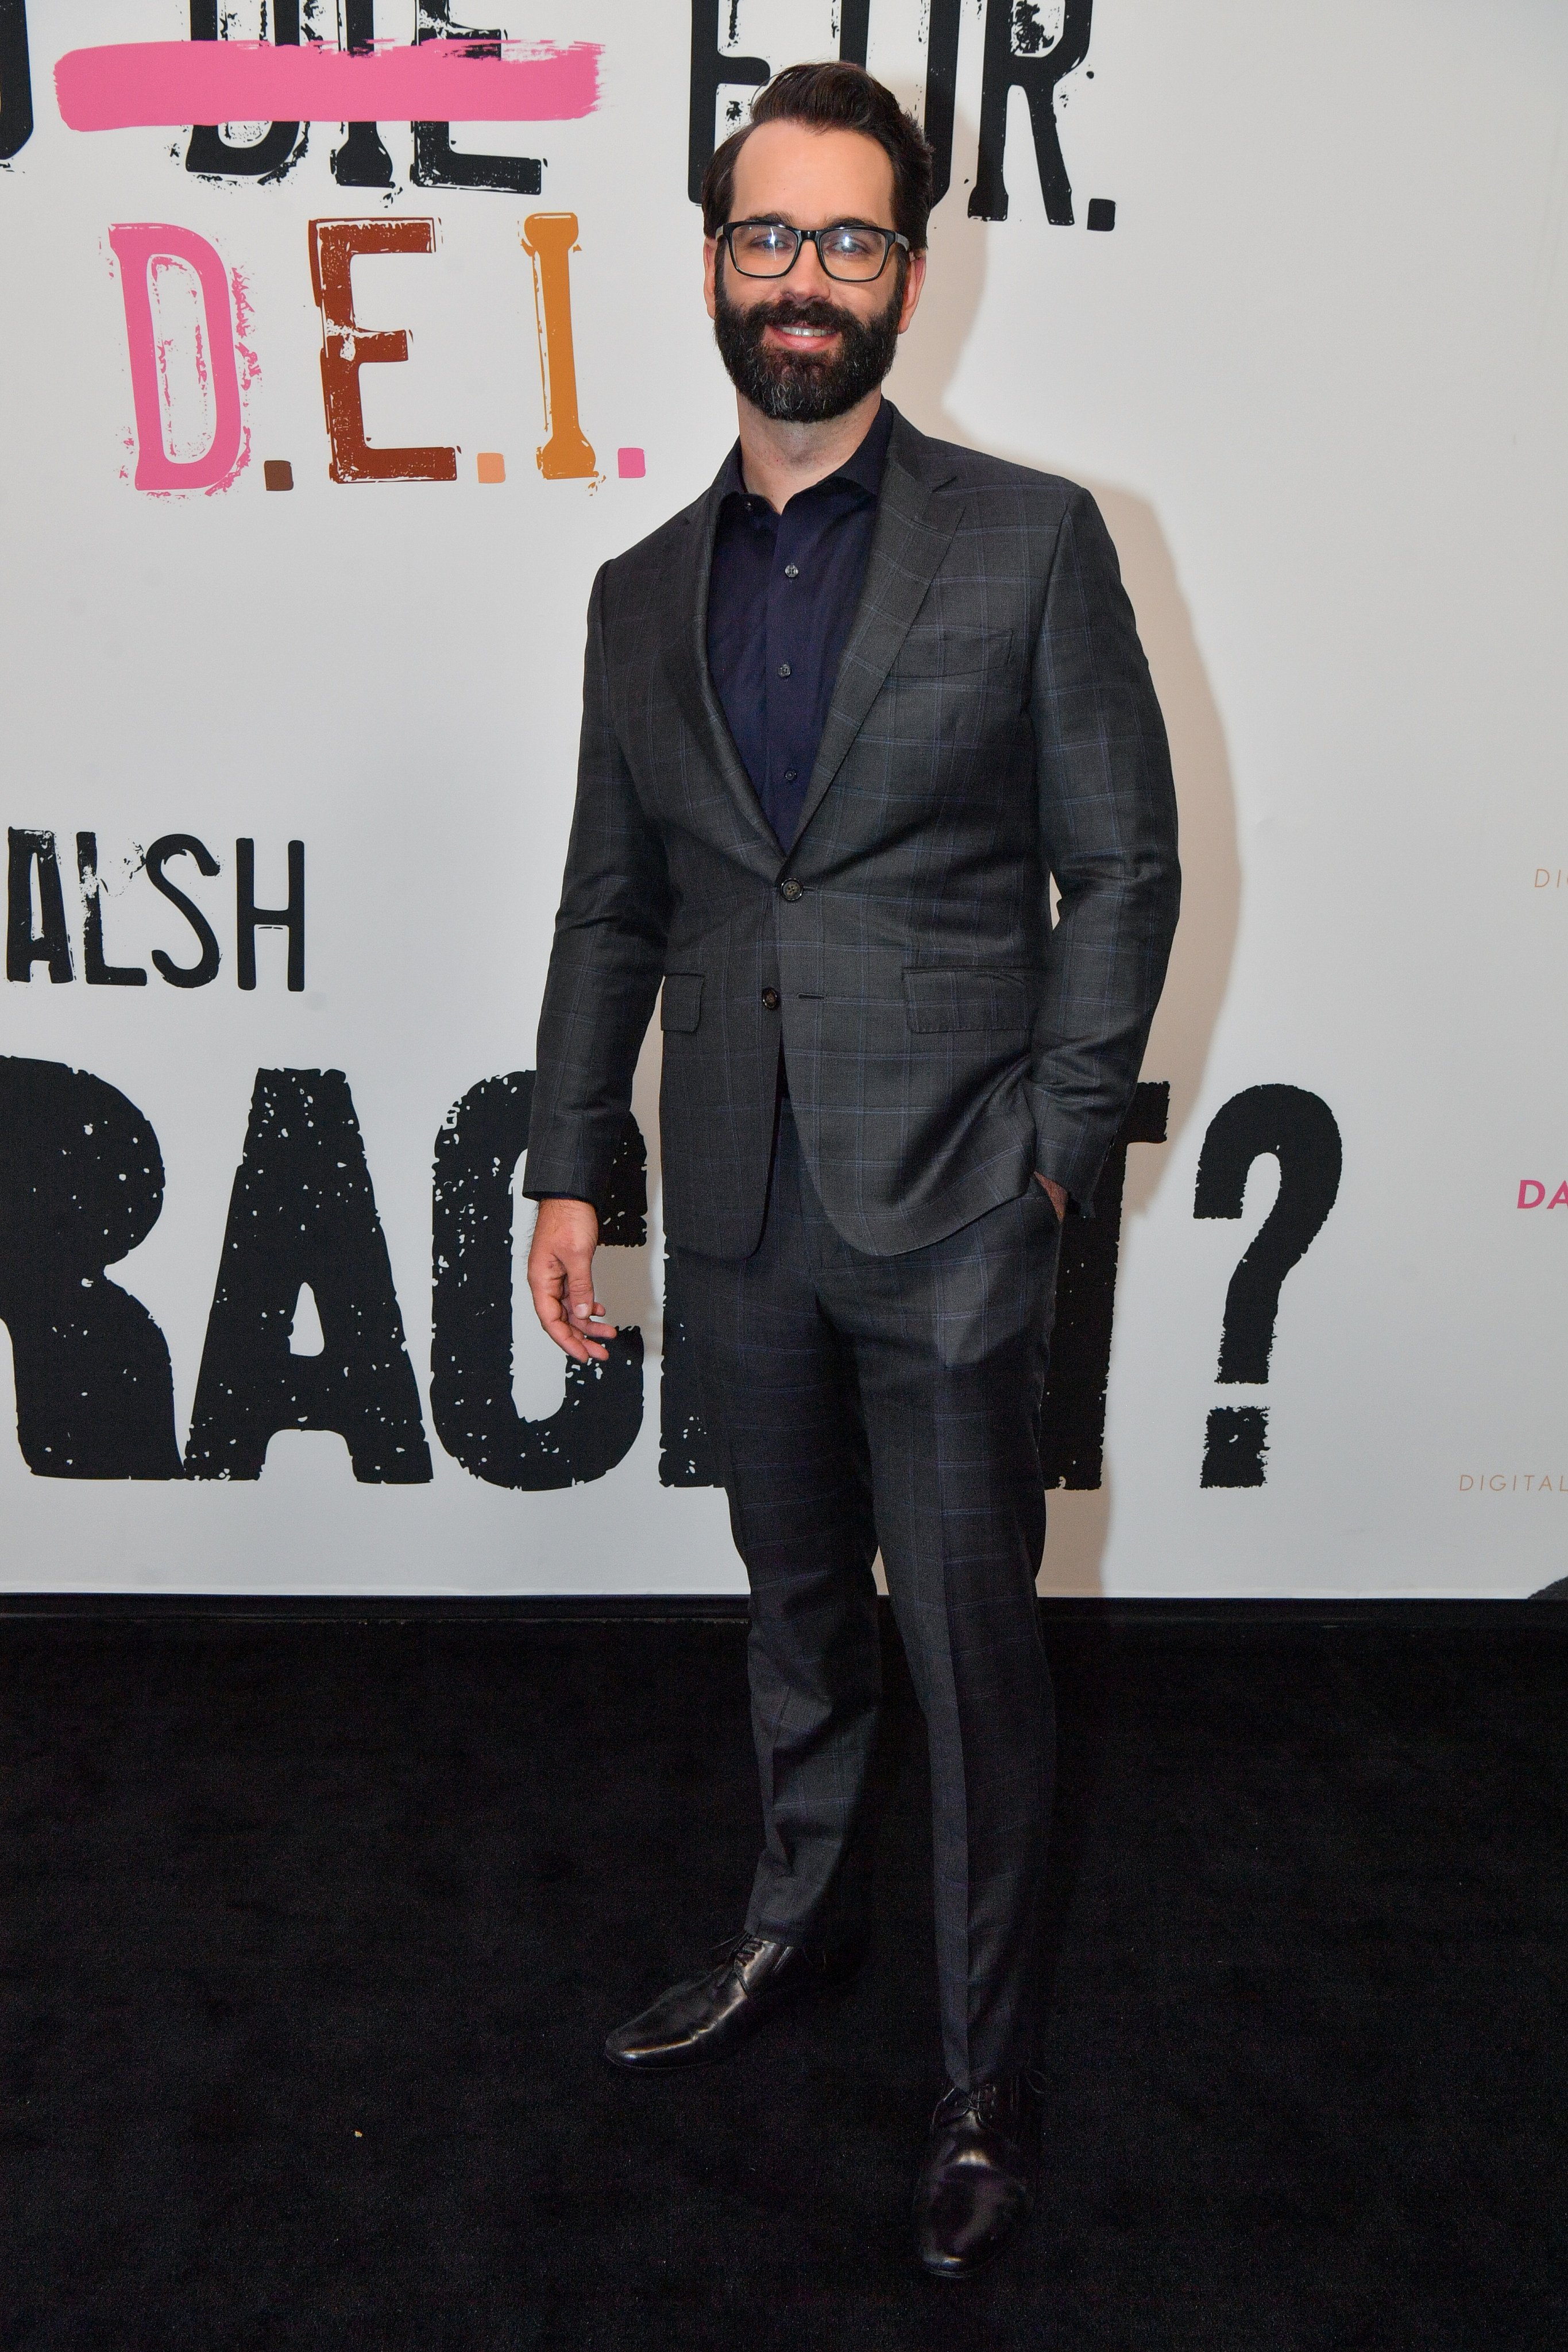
[737,293,857,342]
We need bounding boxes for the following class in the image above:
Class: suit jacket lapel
[659,472,784,871]
[791,413,961,848]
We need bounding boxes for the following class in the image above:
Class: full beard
[712,264,903,424]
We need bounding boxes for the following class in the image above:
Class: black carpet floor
[3,1605,1567,2351]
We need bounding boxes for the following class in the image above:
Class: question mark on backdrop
[1194,1086,1343,1486]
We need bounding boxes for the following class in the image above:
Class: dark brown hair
[700,61,934,252]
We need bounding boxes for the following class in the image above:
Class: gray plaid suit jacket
[525,404,1180,1260]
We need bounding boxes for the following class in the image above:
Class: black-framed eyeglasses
[720,219,911,284]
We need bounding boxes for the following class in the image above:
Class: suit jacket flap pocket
[893,627,1006,680]
[661,973,704,1033]
[903,967,1033,1034]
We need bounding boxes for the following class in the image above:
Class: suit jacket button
[779,879,804,902]
[760,987,781,1010]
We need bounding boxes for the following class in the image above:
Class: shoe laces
[933,2067,1045,2128]
[708,1930,770,1973]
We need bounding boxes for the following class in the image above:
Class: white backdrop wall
[2,0,1565,1597]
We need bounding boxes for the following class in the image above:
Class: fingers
[558,1237,617,1360]
[531,1272,598,1363]
[527,1212,616,1364]
[530,1258,609,1363]
[1035,1173,1068,1222]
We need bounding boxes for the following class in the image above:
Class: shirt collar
[833,396,895,498]
[718,397,897,511]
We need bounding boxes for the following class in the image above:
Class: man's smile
[763,318,841,354]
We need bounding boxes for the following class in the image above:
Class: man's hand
[1035,1174,1068,1222]
[527,1199,617,1363]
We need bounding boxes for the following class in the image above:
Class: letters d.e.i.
[110,211,596,496]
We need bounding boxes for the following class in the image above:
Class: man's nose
[789,237,834,296]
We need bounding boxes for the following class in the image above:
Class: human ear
[898,249,928,335]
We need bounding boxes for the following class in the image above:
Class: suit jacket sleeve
[1028,489,1181,1210]
[522,566,674,1210]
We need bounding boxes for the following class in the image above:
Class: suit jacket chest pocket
[883,627,1014,754]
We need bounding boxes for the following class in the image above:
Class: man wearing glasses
[524,62,1179,2278]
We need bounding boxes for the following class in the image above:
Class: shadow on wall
[893,160,1243,1594]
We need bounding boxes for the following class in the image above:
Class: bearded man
[523,61,1180,2278]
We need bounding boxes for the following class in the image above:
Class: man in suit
[524,61,1179,2277]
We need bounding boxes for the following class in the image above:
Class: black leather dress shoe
[603,1931,862,2071]
[913,2071,1043,2279]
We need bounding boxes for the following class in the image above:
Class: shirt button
[779,879,804,902]
[761,987,781,1010]
[777,663,791,678]
[783,563,799,578]
[783,768,798,782]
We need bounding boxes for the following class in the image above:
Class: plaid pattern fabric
[524,405,1180,1259]
[677,1102,1061,2087]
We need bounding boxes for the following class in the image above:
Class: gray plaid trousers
[676,1099,1061,2087]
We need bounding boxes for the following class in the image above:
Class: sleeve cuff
[1028,1092,1107,1218]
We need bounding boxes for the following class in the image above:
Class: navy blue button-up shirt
[706,399,893,851]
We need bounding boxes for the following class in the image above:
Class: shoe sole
[917,2237,1013,2281]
